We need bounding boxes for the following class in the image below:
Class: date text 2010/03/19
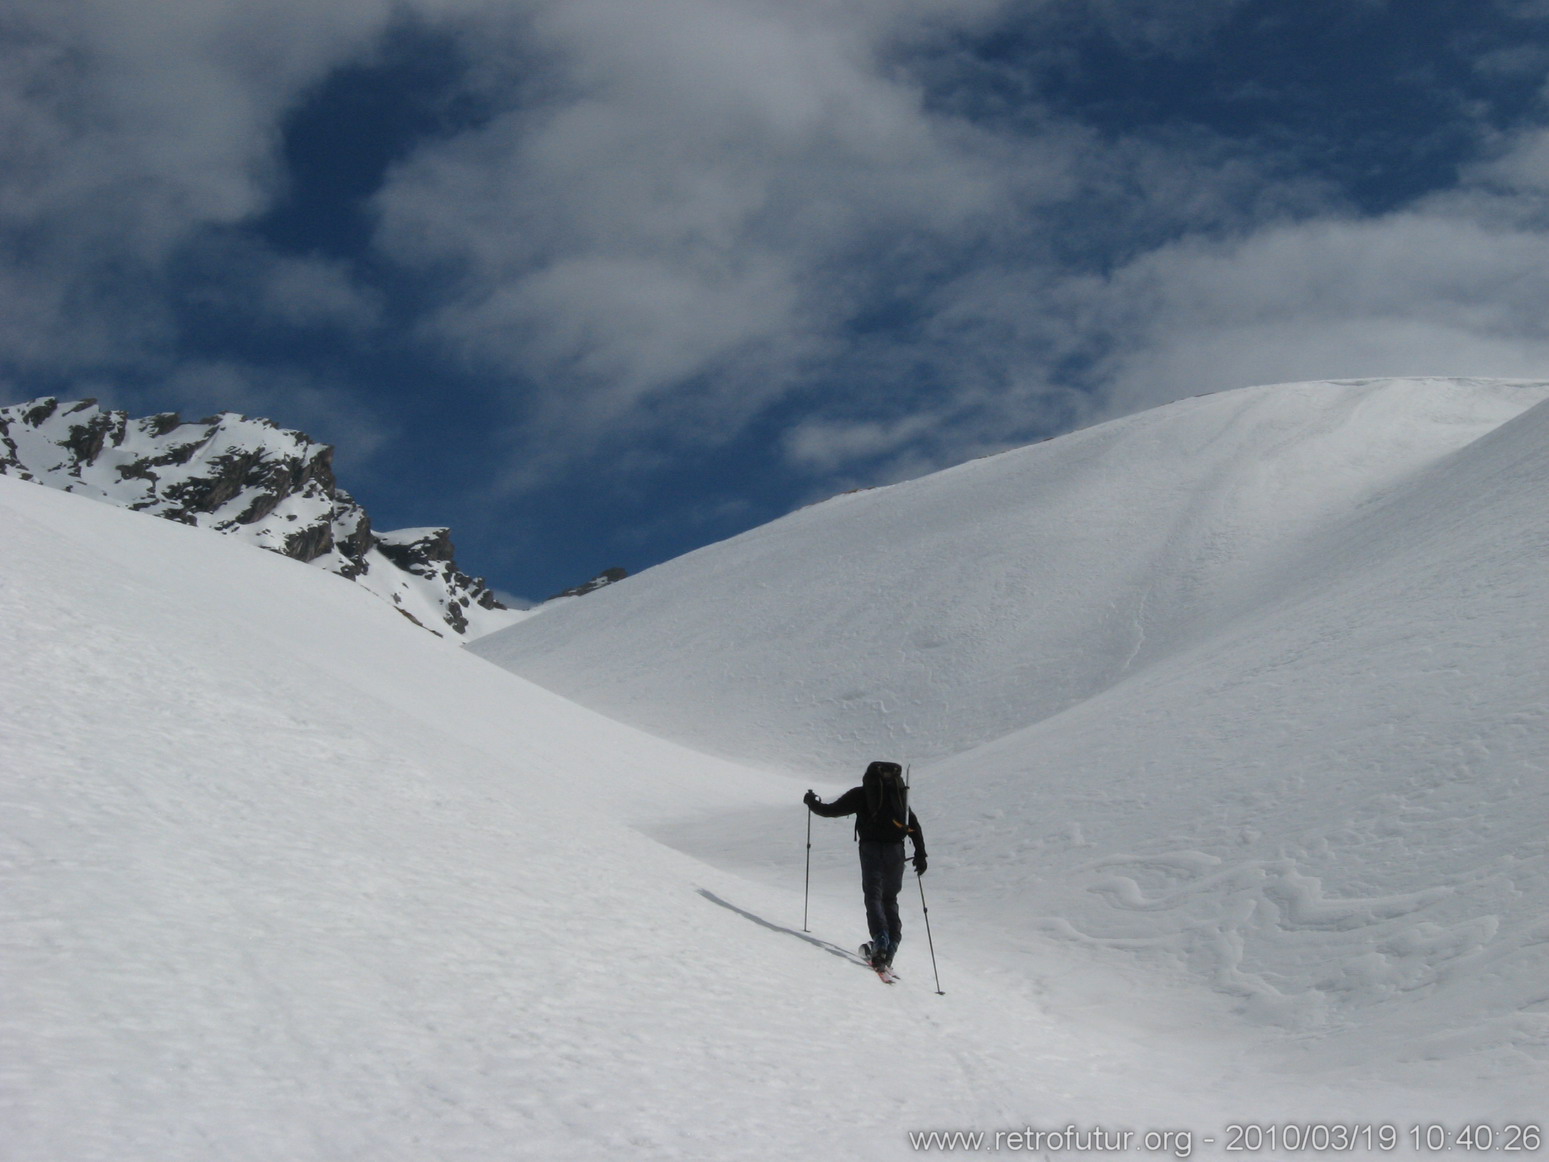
[1224,1123,1542,1152]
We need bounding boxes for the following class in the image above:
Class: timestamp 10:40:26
[1223,1123,1542,1152]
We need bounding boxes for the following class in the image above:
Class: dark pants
[859,840,905,952]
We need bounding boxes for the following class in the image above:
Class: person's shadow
[696,888,865,965]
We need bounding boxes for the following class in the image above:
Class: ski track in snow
[6,377,1549,1159]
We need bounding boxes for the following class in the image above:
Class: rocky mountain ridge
[0,396,518,637]
[547,566,628,601]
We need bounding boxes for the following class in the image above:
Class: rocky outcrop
[375,527,511,636]
[547,567,628,602]
[0,397,517,638]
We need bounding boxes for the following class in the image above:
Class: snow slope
[923,381,1549,1058]
[474,378,1547,772]
[7,376,1547,1159]
[0,472,1276,1162]
[475,377,1549,1116]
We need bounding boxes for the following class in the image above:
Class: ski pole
[803,807,813,933]
[917,868,944,995]
[905,764,944,995]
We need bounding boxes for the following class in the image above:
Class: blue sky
[6,0,1549,602]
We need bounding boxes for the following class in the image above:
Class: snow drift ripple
[931,385,1549,1049]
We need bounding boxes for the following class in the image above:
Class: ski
[860,944,899,983]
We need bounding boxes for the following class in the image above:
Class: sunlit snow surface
[6,378,1548,1159]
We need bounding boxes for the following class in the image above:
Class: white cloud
[6,0,404,243]
[1462,126,1549,199]
[1088,211,1549,421]
[783,412,942,472]
[256,255,383,334]
[7,0,1549,501]
[375,0,1023,452]
[0,0,399,375]
[374,0,1384,480]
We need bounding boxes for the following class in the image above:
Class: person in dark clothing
[804,760,927,970]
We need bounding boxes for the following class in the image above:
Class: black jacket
[809,786,926,851]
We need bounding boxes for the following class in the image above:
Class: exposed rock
[0,396,519,638]
[378,527,457,570]
[547,567,628,601]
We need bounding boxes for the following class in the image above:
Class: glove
[912,851,928,875]
[803,790,820,808]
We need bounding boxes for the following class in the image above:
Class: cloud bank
[4,0,1549,496]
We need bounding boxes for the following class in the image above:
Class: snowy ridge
[475,377,1548,767]
[6,378,1547,1158]
[951,383,1549,1052]
[0,396,518,637]
[478,377,1549,1060]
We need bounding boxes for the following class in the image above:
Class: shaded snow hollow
[5,377,1547,1159]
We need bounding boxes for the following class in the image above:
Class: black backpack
[857,761,911,841]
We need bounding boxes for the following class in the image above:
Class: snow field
[7,376,1549,1158]
[918,382,1549,1066]
[480,378,1549,1129]
[475,378,1548,771]
[1,475,1256,1160]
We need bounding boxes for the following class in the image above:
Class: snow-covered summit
[0,396,517,637]
[474,376,1549,768]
